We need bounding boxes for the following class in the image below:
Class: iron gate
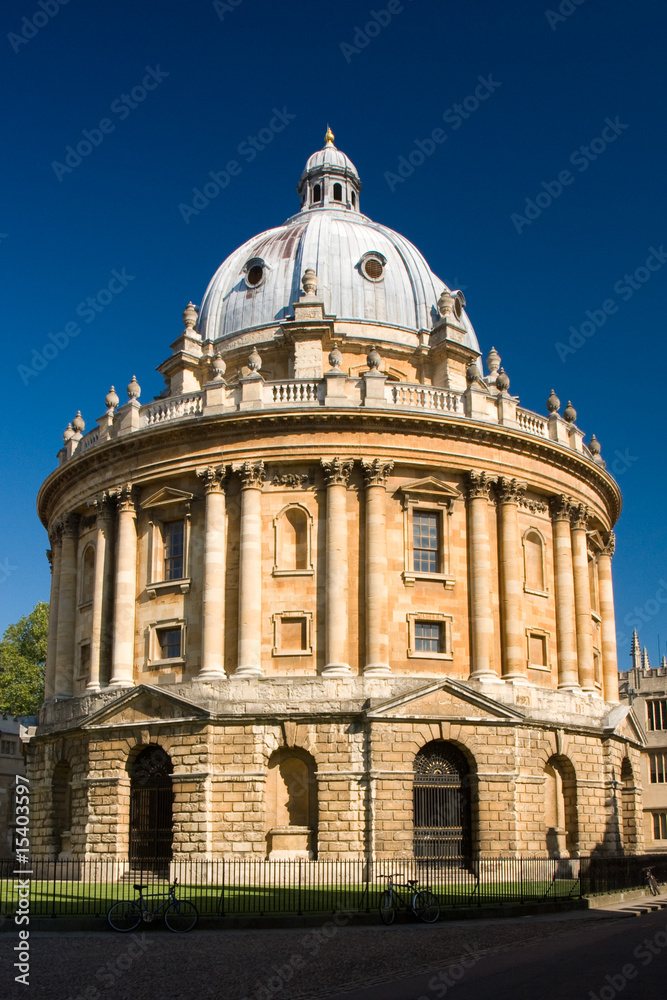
[129,746,173,869]
[413,742,472,860]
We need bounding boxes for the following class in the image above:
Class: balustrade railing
[516,408,548,437]
[387,383,464,413]
[143,392,204,426]
[268,381,320,404]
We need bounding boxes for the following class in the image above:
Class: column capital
[197,465,227,494]
[570,502,590,530]
[48,522,63,547]
[112,482,137,514]
[46,548,53,569]
[601,531,616,557]
[321,457,354,487]
[550,494,575,522]
[59,512,80,539]
[496,476,526,505]
[88,491,115,522]
[361,458,394,487]
[237,460,265,489]
[465,470,493,500]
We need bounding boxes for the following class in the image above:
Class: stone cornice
[37,408,622,528]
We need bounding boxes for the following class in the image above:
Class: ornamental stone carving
[465,471,492,500]
[88,492,115,521]
[321,458,354,487]
[602,531,616,557]
[237,460,266,488]
[113,483,136,513]
[550,494,576,522]
[361,459,394,487]
[496,477,526,505]
[570,502,590,530]
[519,496,549,514]
[197,465,227,494]
[59,512,80,538]
[272,470,316,489]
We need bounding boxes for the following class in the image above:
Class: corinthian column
[110,484,137,688]
[321,458,354,675]
[571,502,595,692]
[361,459,394,676]
[236,461,265,677]
[497,477,527,681]
[598,532,619,702]
[45,527,62,701]
[465,472,496,680]
[197,466,227,679]
[550,496,579,691]
[55,514,79,699]
[88,494,113,692]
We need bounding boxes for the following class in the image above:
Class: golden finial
[324,126,335,146]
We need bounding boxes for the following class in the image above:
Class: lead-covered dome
[197,132,479,353]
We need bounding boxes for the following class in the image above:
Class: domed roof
[197,134,479,353]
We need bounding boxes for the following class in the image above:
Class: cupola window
[313,183,322,203]
[351,191,356,208]
[333,183,343,202]
[243,257,267,289]
[360,252,386,282]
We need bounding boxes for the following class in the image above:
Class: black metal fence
[1,854,665,921]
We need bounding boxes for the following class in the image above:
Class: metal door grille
[129,747,173,869]
[413,744,471,860]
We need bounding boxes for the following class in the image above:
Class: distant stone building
[27,131,642,864]
[618,631,667,853]
[0,716,22,855]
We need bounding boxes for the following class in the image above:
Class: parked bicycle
[108,878,198,932]
[377,872,440,924]
[644,867,661,897]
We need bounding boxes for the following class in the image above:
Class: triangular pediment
[603,704,646,746]
[141,487,194,510]
[82,685,210,730]
[367,678,524,722]
[397,477,461,503]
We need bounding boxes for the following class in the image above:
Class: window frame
[649,752,667,784]
[653,812,667,840]
[147,618,187,667]
[142,488,194,599]
[522,527,549,597]
[647,699,667,732]
[407,613,453,660]
[79,541,96,607]
[76,641,91,682]
[525,628,551,672]
[272,503,314,578]
[398,479,459,589]
[271,610,313,657]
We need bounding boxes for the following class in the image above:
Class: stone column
[465,472,496,680]
[571,502,596,692]
[236,461,265,677]
[44,528,62,701]
[197,466,227,679]
[110,484,137,688]
[550,496,579,691]
[361,459,394,676]
[87,494,113,692]
[496,477,527,681]
[54,514,79,699]
[321,458,354,675]
[598,532,619,702]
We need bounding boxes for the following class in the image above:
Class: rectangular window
[649,753,667,783]
[413,511,439,573]
[163,521,184,580]
[271,611,312,656]
[415,621,443,653]
[77,643,91,681]
[653,812,667,840]
[156,627,182,660]
[647,699,667,731]
[1,740,16,755]
[528,633,547,667]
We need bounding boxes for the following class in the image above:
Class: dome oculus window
[243,257,267,289]
[360,252,387,282]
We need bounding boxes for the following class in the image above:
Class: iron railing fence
[0,854,664,921]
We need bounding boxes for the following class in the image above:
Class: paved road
[1,908,664,1000]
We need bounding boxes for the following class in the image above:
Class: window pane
[415,621,442,653]
[164,522,184,580]
[648,700,667,732]
[413,512,439,573]
[650,753,667,783]
[654,813,667,839]
[157,628,181,659]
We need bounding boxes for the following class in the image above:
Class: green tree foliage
[0,602,49,716]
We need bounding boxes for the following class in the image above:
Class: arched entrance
[129,746,173,868]
[413,741,472,860]
[544,755,578,857]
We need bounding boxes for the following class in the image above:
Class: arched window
[523,529,545,593]
[413,741,472,861]
[80,544,95,604]
[313,183,321,203]
[52,761,72,859]
[333,182,343,202]
[129,745,173,870]
[544,755,578,858]
[351,191,356,208]
[265,748,317,858]
[273,505,312,575]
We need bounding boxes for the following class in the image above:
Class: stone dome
[196,133,480,353]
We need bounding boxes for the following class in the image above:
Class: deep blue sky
[2,0,665,669]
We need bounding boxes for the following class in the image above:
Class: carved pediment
[82,685,210,730]
[603,704,646,745]
[141,488,195,511]
[396,477,461,507]
[367,678,524,722]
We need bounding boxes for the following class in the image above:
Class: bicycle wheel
[412,890,440,923]
[107,900,142,932]
[164,899,198,932]
[379,890,396,925]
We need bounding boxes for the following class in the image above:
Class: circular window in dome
[243,257,267,289]
[453,297,462,319]
[359,252,387,282]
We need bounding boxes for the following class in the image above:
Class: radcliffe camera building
[28,131,644,864]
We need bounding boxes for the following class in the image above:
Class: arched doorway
[413,741,472,860]
[129,746,173,869]
[544,755,579,857]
